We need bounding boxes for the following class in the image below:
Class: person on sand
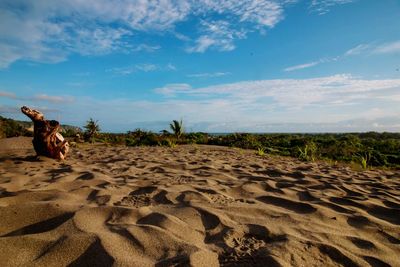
[20,106,69,160]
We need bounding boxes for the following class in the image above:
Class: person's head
[21,106,44,121]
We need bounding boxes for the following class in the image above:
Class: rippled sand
[0,137,399,266]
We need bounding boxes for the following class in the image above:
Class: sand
[0,137,399,266]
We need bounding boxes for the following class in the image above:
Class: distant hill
[0,115,82,138]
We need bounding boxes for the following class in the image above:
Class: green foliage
[166,139,176,148]
[95,133,125,145]
[84,118,100,143]
[297,141,318,161]
[4,112,394,169]
[125,129,159,146]
[185,132,208,144]
[207,132,399,168]
[0,115,82,139]
[256,147,266,156]
[0,116,32,138]
[62,126,82,137]
[208,133,262,149]
[354,151,371,170]
[169,119,184,139]
[360,155,368,170]
[0,121,4,138]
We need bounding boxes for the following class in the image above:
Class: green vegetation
[169,119,184,139]
[0,116,30,138]
[125,129,159,146]
[297,141,318,162]
[1,115,399,169]
[84,118,100,143]
[0,115,81,138]
[0,115,32,138]
[356,151,371,170]
[100,131,400,168]
[256,147,266,156]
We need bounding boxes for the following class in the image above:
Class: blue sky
[0,0,400,132]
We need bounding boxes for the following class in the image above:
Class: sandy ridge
[0,137,399,266]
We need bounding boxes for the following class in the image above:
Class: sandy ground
[0,137,399,266]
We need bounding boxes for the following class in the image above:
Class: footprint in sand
[204,192,255,205]
[117,194,152,208]
[169,175,194,184]
[114,186,171,208]
[207,193,237,205]
[219,225,284,267]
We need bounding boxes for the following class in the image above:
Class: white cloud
[134,64,159,72]
[345,43,371,56]
[0,1,133,68]
[187,20,247,53]
[185,0,295,53]
[0,90,73,103]
[344,40,400,57]
[285,39,400,72]
[310,0,355,15]
[0,0,297,67]
[3,75,400,132]
[107,63,176,75]
[65,27,133,56]
[0,91,17,99]
[155,74,400,109]
[187,72,230,78]
[193,0,287,28]
[166,63,177,71]
[187,36,216,53]
[32,94,74,103]
[283,56,339,72]
[58,75,400,131]
[284,61,320,72]
[373,40,400,54]
[131,44,161,52]
[154,83,192,96]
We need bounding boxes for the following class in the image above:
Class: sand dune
[0,137,399,266]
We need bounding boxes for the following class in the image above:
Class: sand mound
[0,136,33,150]
[0,139,399,266]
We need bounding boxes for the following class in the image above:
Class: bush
[185,132,208,144]
[256,147,266,156]
[126,129,159,146]
[0,117,31,137]
[297,141,318,161]
[84,118,100,143]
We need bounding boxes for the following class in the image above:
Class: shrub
[256,147,266,156]
[126,129,159,146]
[297,141,318,161]
[0,118,31,137]
[169,120,184,139]
[185,132,208,144]
[84,118,100,143]
[354,152,371,170]
[159,139,177,148]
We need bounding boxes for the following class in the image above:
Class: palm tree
[84,118,100,143]
[169,119,184,139]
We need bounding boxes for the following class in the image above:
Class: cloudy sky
[0,0,399,132]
